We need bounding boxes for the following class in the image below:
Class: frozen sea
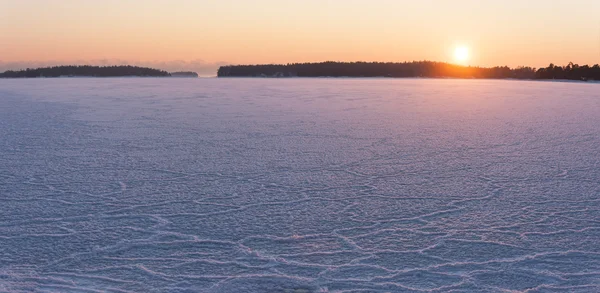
[1,78,600,292]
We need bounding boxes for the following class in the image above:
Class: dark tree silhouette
[535,62,600,81]
[0,65,170,78]
[218,61,600,81]
[170,71,199,77]
[3,62,599,81]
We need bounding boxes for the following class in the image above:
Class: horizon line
[3,60,600,73]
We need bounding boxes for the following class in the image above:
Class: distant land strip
[0,65,196,78]
[218,61,600,81]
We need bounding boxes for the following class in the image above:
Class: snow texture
[1,78,600,292]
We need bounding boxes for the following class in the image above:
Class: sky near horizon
[1,0,600,74]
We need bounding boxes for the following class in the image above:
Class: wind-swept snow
[1,78,599,292]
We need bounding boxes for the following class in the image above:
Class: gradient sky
[1,0,600,74]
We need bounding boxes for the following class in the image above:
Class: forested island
[0,65,170,78]
[170,71,199,77]
[218,61,600,81]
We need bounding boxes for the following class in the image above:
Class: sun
[454,46,469,64]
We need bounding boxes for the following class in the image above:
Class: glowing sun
[454,46,469,63]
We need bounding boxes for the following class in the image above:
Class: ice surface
[1,78,599,292]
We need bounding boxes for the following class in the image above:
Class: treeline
[535,63,600,80]
[0,65,171,78]
[218,61,600,81]
[170,71,199,77]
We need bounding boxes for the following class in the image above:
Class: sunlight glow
[454,46,469,64]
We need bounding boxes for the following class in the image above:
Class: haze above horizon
[1,0,600,74]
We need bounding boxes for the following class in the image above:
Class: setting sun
[454,46,469,64]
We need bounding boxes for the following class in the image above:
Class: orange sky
[1,0,600,74]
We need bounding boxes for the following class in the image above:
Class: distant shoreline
[215,75,600,83]
[2,76,598,86]
[0,65,198,78]
[218,61,600,82]
[0,76,179,79]
[2,62,599,83]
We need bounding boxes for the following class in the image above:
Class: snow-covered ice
[1,78,599,292]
